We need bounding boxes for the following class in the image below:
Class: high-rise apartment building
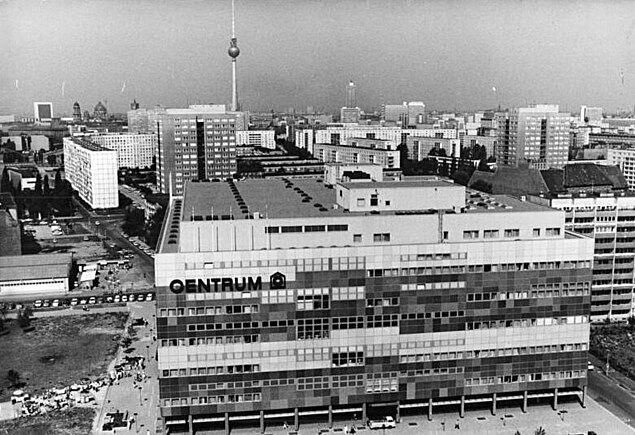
[155,178,593,434]
[384,102,426,127]
[496,105,570,170]
[346,81,356,108]
[314,138,400,169]
[63,137,118,209]
[90,133,157,169]
[156,105,238,195]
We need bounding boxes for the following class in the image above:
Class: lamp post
[134,412,138,432]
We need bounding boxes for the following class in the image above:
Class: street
[588,354,635,428]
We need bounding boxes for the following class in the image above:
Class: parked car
[11,390,30,404]
[88,297,96,305]
[79,299,88,305]
[128,294,135,302]
[136,294,145,302]
[106,296,114,303]
[146,293,154,301]
[70,298,79,306]
[42,300,51,308]
[113,295,121,303]
[368,417,396,430]
[52,299,60,307]
[588,361,595,371]
[121,295,128,302]
[34,300,43,308]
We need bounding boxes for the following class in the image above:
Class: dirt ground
[0,407,94,435]
[0,312,128,402]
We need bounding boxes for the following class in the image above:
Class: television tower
[228,0,240,111]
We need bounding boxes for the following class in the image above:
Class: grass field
[0,407,95,435]
[0,312,127,402]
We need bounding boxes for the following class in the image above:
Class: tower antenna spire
[228,0,240,111]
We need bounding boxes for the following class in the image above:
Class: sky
[2,0,635,116]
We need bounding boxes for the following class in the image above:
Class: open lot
[0,407,94,435]
[0,312,128,402]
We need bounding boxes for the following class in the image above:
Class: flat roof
[340,181,450,189]
[66,137,110,152]
[0,253,72,281]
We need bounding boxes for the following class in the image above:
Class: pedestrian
[455,419,460,429]
[283,421,289,430]
[344,424,349,433]
[441,419,445,431]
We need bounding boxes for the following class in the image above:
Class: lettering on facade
[169,277,262,294]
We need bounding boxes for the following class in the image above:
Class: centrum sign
[168,273,286,294]
[170,277,262,294]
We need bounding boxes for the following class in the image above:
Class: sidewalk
[92,302,159,435]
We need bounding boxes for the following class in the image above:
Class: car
[128,294,136,302]
[146,293,154,301]
[113,295,121,303]
[136,294,145,302]
[11,390,30,404]
[368,417,396,430]
[70,298,79,306]
[88,297,96,305]
[42,300,51,308]
[34,300,43,308]
[121,295,128,302]
[588,362,595,371]
[106,296,113,303]
[96,297,104,304]
[52,299,60,307]
[83,235,89,241]
[79,298,88,305]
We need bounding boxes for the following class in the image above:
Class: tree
[43,174,50,195]
[17,306,33,328]
[534,426,546,435]
[54,170,62,195]
[515,431,522,435]
[34,173,43,196]
[0,169,11,193]
[7,369,20,388]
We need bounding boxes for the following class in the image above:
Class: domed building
[93,101,108,121]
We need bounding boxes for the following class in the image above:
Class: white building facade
[63,137,119,209]
[236,130,276,149]
[90,133,157,169]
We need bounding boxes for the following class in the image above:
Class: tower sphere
[228,43,240,58]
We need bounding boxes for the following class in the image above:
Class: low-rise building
[0,193,21,257]
[406,136,460,160]
[314,138,400,169]
[236,130,276,150]
[0,253,73,298]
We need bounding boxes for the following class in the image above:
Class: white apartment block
[90,133,157,169]
[63,137,119,209]
[314,139,400,169]
[296,125,457,155]
[608,147,635,190]
[236,130,276,149]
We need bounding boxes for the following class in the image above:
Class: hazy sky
[2,0,635,116]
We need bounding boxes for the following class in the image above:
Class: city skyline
[2,0,635,115]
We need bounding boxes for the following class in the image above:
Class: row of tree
[0,169,75,218]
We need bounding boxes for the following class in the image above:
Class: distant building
[580,106,603,126]
[314,137,400,169]
[90,133,157,169]
[340,107,361,123]
[461,134,497,159]
[406,136,460,160]
[496,105,570,169]
[323,162,386,186]
[63,137,119,209]
[0,253,73,298]
[236,130,276,149]
[0,193,21,257]
[93,101,108,121]
[345,80,356,108]
[383,102,426,127]
[607,147,635,189]
[130,99,140,110]
[156,105,238,194]
[72,102,82,123]
[33,102,53,122]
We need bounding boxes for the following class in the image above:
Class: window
[504,229,520,238]
[305,225,325,232]
[533,228,540,237]
[327,224,348,231]
[443,231,449,240]
[463,230,479,239]
[281,225,303,233]
[353,234,362,243]
[546,227,561,236]
[373,233,390,242]
[370,194,378,206]
[297,318,330,339]
[333,350,364,367]
[385,200,391,206]
[357,198,365,207]
[484,230,499,239]
[297,288,330,310]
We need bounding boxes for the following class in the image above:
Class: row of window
[400,252,467,262]
[400,342,587,363]
[464,370,586,387]
[466,315,587,330]
[265,224,348,234]
[163,393,261,408]
[369,260,592,278]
